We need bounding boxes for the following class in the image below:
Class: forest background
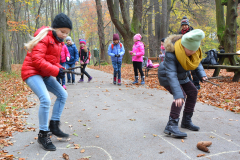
[0,0,240,69]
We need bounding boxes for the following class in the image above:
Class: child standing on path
[108,33,125,85]
[57,44,70,89]
[158,29,207,138]
[78,39,92,82]
[129,33,145,85]
[65,36,79,84]
[21,13,72,151]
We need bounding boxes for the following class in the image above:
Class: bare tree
[154,0,161,55]
[95,0,107,62]
[160,0,168,39]
[148,0,156,57]
[0,0,11,72]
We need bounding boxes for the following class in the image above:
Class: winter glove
[67,57,70,61]
[115,54,120,57]
[57,68,65,79]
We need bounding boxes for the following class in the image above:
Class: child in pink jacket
[129,33,145,85]
[57,44,70,89]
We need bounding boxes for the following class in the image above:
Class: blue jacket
[66,44,79,65]
[158,35,206,100]
[108,42,125,62]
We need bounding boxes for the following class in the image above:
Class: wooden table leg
[232,71,240,82]
[213,56,224,77]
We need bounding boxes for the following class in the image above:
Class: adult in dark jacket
[179,17,201,90]
[158,29,207,138]
[65,36,79,84]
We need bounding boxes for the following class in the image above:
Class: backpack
[79,48,91,61]
[111,43,122,50]
[201,49,219,66]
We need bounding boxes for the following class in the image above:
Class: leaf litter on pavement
[89,64,240,113]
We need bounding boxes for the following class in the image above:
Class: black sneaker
[67,80,71,84]
[38,130,56,151]
[49,120,69,138]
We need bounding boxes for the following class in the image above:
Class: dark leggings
[133,62,144,77]
[81,64,91,79]
[164,81,198,119]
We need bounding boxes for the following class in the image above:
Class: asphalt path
[6,68,240,160]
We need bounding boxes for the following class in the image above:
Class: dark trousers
[164,81,198,119]
[81,64,91,79]
[191,70,200,89]
[133,62,144,77]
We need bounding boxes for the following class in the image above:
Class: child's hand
[129,51,132,54]
[81,61,84,65]
[67,57,70,61]
[132,53,136,56]
[75,61,78,65]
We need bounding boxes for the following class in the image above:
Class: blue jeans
[56,62,66,85]
[66,63,75,82]
[25,75,68,131]
[112,61,122,79]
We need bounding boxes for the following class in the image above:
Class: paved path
[6,68,240,160]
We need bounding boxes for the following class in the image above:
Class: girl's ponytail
[24,27,53,52]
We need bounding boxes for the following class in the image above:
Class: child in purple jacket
[129,33,145,85]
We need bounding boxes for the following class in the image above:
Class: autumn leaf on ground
[63,153,69,160]
[74,144,80,149]
[73,133,78,137]
[96,135,99,138]
[197,154,205,157]
[129,118,136,121]
[80,149,85,153]
[78,158,89,160]
[181,139,184,143]
[153,134,157,137]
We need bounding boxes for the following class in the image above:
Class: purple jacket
[130,41,145,62]
[60,44,70,63]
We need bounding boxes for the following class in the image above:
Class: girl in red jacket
[21,13,72,151]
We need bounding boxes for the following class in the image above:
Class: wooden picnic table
[202,53,240,82]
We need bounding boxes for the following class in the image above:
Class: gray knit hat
[66,36,72,42]
[181,29,205,51]
[181,19,189,26]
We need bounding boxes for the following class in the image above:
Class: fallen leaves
[197,154,205,157]
[80,149,85,153]
[197,141,212,153]
[63,153,69,160]
[181,139,184,143]
[129,118,136,121]
[89,65,240,113]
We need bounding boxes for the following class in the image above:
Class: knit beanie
[133,33,142,41]
[113,33,120,40]
[182,16,188,20]
[66,36,72,42]
[181,29,205,51]
[181,19,189,26]
[52,13,72,30]
[161,38,165,42]
[79,39,86,45]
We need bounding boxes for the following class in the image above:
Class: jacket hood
[164,34,183,52]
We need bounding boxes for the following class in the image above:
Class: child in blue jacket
[108,33,125,85]
[65,36,79,84]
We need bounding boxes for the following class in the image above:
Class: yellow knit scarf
[174,39,202,71]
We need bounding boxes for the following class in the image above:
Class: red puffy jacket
[21,26,64,81]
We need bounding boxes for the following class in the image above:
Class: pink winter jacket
[60,44,70,63]
[130,41,145,62]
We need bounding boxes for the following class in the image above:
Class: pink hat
[133,33,142,41]
[79,39,86,45]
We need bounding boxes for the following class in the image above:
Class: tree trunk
[35,0,44,31]
[67,0,70,17]
[0,0,11,72]
[114,0,121,39]
[95,0,107,61]
[223,0,238,53]
[46,0,48,26]
[215,0,225,47]
[148,0,155,57]
[160,0,168,39]
[154,0,161,55]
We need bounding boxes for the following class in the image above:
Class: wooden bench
[202,53,240,82]
[143,57,161,77]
